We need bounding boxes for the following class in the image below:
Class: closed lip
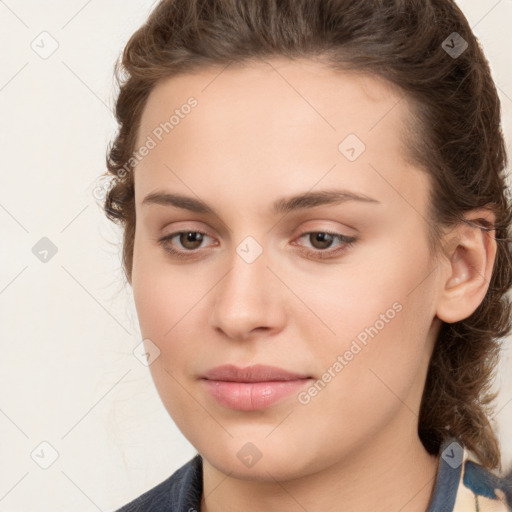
[201,364,312,382]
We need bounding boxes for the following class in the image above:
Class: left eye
[157,229,356,260]
[292,230,357,259]
[296,231,349,250]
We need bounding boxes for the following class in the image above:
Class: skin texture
[130,58,497,511]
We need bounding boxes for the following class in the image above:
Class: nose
[209,241,287,341]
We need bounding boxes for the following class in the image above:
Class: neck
[200,422,439,512]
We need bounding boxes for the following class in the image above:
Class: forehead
[133,57,428,214]
[137,56,410,144]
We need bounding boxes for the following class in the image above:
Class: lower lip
[201,378,312,410]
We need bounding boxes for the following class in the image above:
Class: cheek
[132,252,203,422]
[299,244,435,394]
[132,224,435,378]
[132,227,433,356]
[131,235,203,339]
[288,256,407,345]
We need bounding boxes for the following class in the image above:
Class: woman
[102,0,512,510]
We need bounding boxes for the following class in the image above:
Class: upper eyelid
[160,228,354,249]
[160,218,356,237]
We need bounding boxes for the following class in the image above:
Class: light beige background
[0,1,511,510]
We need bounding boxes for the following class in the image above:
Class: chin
[199,437,315,482]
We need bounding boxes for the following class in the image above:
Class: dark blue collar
[426,437,462,511]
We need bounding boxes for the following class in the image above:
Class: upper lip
[201,364,311,382]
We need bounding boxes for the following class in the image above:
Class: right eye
[157,230,217,259]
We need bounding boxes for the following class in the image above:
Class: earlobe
[435,208,497,324]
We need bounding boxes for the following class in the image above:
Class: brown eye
[178,231,205,250]
[157,230,214,259]
[157,228,356,261]
[308,232,335,250]
[293,230,357,260]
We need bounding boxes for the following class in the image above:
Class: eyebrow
[141,188,381,216]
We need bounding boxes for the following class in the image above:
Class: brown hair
[101,0,512,471]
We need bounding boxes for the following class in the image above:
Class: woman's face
[131,58,443,479]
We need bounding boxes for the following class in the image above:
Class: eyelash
[157,229,357,261]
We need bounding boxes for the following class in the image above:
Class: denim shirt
[114,437,512,511]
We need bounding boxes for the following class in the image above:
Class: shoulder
[114,453,203,512]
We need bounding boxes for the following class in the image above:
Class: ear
[435,208,497,324]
